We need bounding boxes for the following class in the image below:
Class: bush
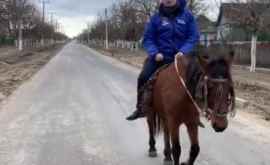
[0,36,15,46]
[258,32,270,42]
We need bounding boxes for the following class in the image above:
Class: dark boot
[126,88,146,121]
[126,107,145,121]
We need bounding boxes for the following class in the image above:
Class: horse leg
[181,124,200,165]
[163,124,173,165]
[170,124,181,165]
[147,116,157,157]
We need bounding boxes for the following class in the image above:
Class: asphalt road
[0,42,269,165]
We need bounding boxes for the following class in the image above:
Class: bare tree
[0,0,67,48]
[80,0,159,44]
[187,0,208,16]
[227,0,270,71]
[81,0,210,45]
[131,0,158,21]
[0,0,36,49]
[0,0,12,36]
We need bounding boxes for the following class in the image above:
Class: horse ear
[197,55,209,73]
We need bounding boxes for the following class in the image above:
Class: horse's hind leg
[170,124,181,165]
[181,124,200,165]
[163,124,173,165]
[147,116,157,157]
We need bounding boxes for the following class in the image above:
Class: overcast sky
[33,0,221,38]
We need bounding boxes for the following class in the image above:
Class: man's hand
[155,53,164,62]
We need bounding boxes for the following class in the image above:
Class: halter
[203,76,236,118]
[174,55,236,119]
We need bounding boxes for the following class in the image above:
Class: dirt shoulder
[94,47,270,122]
[0,44,65,101]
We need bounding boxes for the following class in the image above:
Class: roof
[217,2,270,26]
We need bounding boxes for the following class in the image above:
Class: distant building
[216,3,270,41]
[196,15,217,47]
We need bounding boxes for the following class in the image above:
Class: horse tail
[150,109,163,136]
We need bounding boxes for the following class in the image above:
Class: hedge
[0,36,15,46]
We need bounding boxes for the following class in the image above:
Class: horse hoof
[148,151,157,157]
[163,160,173,165]
[180,162,189,165]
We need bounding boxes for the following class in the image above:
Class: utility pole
[87,22,91,44]
[49,12,56,44]
[58,23,62,33]
[55,21,59,33]
[49,12,55,25]
[40,0,49,22]
[105,8,109,49]
[39,0,50,46]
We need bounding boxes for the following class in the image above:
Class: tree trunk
[105,20,109,49]
[41,38,44,47]
[18,20,23,51]
[250,34,257,72]
[105,9,109,50]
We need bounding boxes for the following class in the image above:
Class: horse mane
[185,53,231,98]
[186,56,202,98]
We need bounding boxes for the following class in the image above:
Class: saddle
[140,57,204,113]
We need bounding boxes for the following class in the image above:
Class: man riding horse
[126,0,200,121]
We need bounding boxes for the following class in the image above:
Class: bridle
[174,55,236,119]
[203,76,236,118]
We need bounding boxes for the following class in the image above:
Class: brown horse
[146,51,235,165]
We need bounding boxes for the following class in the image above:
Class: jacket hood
[159,0,187,17]
[177,0,187,11]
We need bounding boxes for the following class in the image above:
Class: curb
[233,65,270,74]
[236,97,249,109]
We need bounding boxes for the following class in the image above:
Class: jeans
[137,58,173,90]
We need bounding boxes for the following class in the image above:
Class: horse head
[198,49,235,133]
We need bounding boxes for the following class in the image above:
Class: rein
[174,55,236,119]
[174,55,203,114]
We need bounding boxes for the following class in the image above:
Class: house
[196,15,217,47]
[216,3,270,41]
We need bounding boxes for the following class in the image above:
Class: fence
[13,39,66,50]
[1,37,65,50]
[86,39,270,68]
[85,40,141,52]
[207,42,270,68]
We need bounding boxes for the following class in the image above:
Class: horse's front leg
[147,115,157,157]
[181,124,200,165]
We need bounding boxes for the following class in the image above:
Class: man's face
[161,0,177,7]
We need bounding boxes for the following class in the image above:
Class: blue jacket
[143,0,200,61]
